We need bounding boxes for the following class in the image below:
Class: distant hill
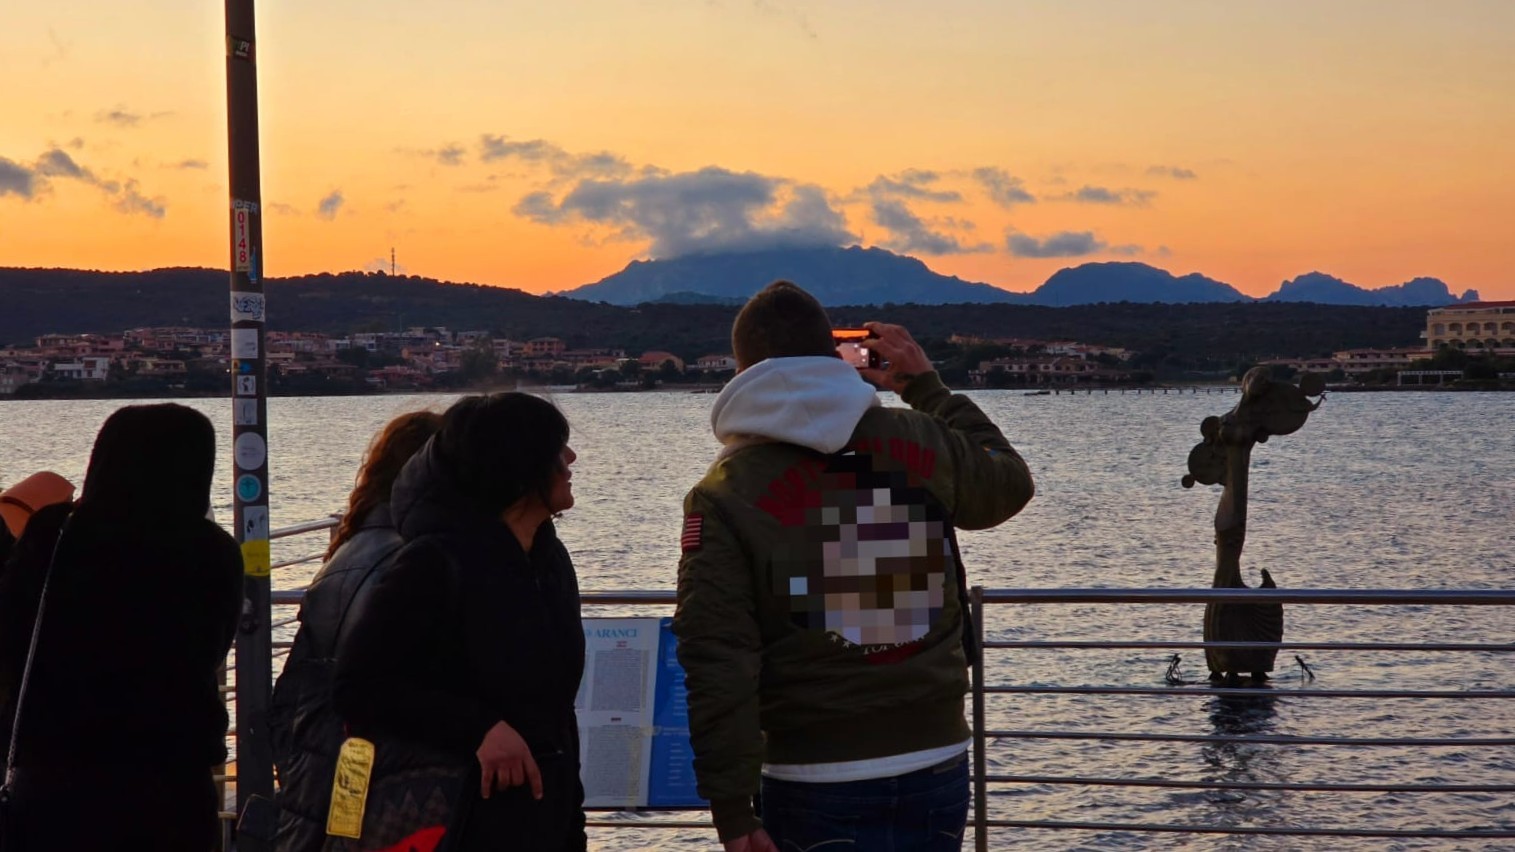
[0,267,1430,373]
[559,246,1030,306]
[1265,272,1479,306]
[564,250,1480,309]
[1030,262,1251,306]
[0,265,1436,377]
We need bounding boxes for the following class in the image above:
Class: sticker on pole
[231,328,259,359]
[235,432,267,470]
[233,399,258,426]
[231,292,265,323]
[236,375,257,397]
[241,538,271,578]
[236,474,262,502]
[242,505,270,543]
[232,200,258,272]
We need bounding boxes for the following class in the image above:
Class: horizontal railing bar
[270,516,339,540]
[584,820,712,829]
[984,640,1514,652]
[985,774,1515,793]
[984,685,1515,698]
[980,588,1515,605]
[268,587,1515,608]
[982,820,1515,839]
[985,729,1515,747]
[271,552,325,570]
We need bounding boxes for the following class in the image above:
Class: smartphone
[833,328,880,369]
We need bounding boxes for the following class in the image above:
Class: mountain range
[560,247,1480,308]
[0,266,1431,366]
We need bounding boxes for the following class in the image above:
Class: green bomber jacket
[673,360,1034,841]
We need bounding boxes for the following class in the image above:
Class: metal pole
[225,0,274,837]
[971,585,988,852]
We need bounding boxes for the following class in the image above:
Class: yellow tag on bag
[326,736,376,839]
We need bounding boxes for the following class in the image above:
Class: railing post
[971,585,988,852]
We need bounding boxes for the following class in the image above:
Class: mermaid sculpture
[1182,367,1325,684]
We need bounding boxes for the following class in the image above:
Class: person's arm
[672,490,766,843]
[862,322,1034,529]
[332,540,497,757]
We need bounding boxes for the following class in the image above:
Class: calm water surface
[2,389,1512,850]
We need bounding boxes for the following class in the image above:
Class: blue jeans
[759,753,970,851]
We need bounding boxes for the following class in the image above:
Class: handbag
[321,736,474,852]
[0,515,71,851]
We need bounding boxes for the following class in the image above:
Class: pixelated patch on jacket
[768,451,952,649]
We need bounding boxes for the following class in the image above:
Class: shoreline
[4,381,1512,402]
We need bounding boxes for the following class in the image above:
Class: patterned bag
[321,739,474,852]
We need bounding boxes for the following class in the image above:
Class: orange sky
[2,1,1512,300]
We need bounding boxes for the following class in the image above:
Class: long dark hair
[327,410,443,558]
[435,392,569,516]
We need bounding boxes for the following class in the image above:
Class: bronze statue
[1183,367,1325,684]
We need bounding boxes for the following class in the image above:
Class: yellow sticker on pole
[327,737,376,839]
[240,538,271,578]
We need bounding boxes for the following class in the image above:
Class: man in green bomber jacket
[674,281,1034,852]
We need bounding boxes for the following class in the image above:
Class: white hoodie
[710,356,880,458]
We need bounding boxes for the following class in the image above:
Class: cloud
[171,159,209,170]
[114,179,166,218]
[317,190,345,220]
[1146,165,1197,180]
[1006,230,1108,258]
[11,148,166,216]
[856,169,988,255]
[94,107,171,128]
[1063,185,1156,206]
[478,134,632,182]
[363,256,407,274]
[266,202,300,216]
[972,167,1036,208]
[0,156,39,198]
[35,148,88,179]
[515,166,855,257]
[864,170,962,203]
[871,198,990,255]
[97,108,142,127]
[399,143,467,166]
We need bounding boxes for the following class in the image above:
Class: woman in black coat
[334,392,587,852]
[269,409,442,852]
[0,403,243,851]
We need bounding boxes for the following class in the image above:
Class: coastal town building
[1423,301,1515,353]
[696,354,737,372]
[639,351,685,372]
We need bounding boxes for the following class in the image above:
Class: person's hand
[476,720,542,800]
[723,828,779,852]
[858,321,933,395]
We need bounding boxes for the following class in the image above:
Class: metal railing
[226,519,1515,848]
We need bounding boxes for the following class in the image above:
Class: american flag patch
[681,513,703,552]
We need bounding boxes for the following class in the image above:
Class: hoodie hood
[711,356,879,456]
[389,436,497,540]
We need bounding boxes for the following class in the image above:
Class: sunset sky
[2,1,1512,300]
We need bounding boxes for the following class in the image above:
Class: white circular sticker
[235,432,267,471]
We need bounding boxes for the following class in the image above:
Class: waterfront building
[1423,300,1515,353]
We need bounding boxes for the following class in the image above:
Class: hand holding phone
[832,328,880,369]
[855,322,932,395]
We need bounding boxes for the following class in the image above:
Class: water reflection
[1201,692,1282,820]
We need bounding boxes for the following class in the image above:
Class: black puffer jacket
[269,506,405,852]
[0,501,242,851]
[333,439,588,852]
